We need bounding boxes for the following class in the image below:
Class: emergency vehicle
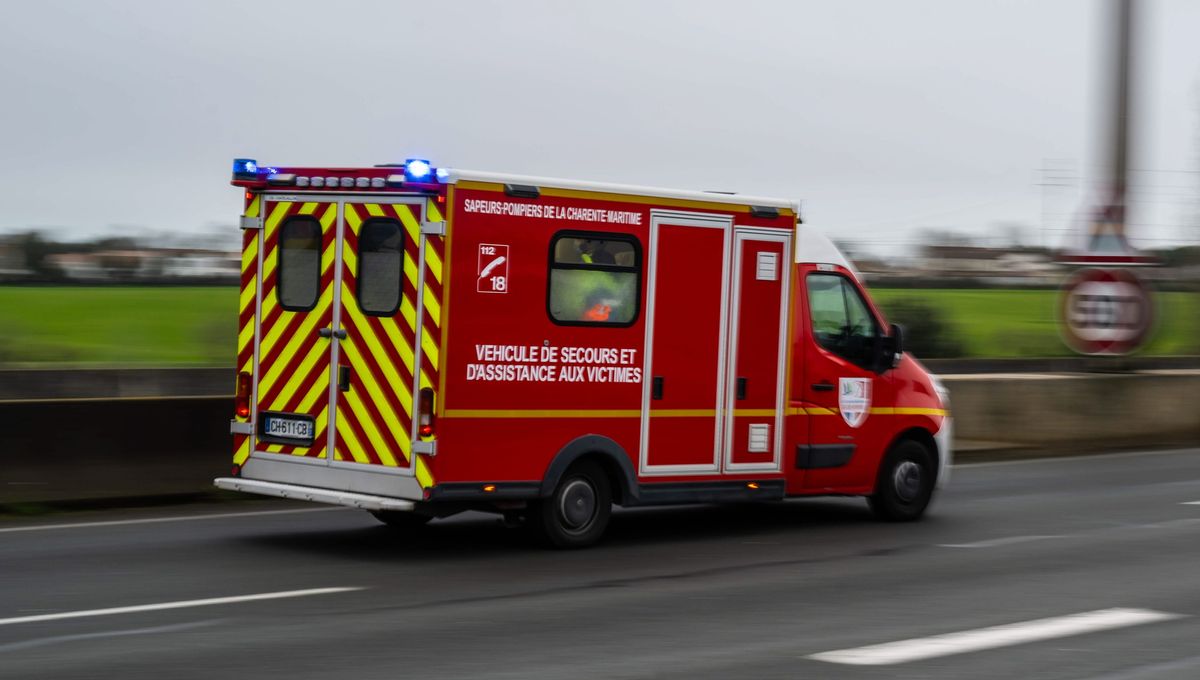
[215,158,952,547]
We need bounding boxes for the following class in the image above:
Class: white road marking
[0,507,342,534]
[0,587,364,627]
[939,534,1063,549]
[808,608,1184,666]
[1182,501,1200,505]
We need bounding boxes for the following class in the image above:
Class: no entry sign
[1058,268,1153,355]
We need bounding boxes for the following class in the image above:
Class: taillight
[235,371,251,419]
[418,387,435,438]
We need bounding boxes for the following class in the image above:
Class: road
[2,448,1199,679]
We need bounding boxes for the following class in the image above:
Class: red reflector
[418,387,435,439]
[231,464,241,477]
[235,371,251,419]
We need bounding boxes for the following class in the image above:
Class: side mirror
[877,323,904,372]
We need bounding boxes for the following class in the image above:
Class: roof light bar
[404,159,432,182]
[232,158,259,180]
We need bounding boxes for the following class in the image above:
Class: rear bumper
[213,477,415,512]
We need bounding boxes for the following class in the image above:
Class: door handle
[652,376,664,400]
[811,382,835,392]
[319,328,348,340]
[338,366,351,392]
[736,377,747,401]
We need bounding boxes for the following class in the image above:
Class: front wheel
[534,461,612,548]
[868,439,935,521]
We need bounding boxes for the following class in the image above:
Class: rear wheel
[868,439,935,521]
[535,461,612,548]
[370,510,432,530]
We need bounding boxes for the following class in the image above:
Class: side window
[357,218,404,315]
[278,216,321,311]
[547,232,641,326]
[807,273,879,367]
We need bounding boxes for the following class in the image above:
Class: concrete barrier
[1,372,1196,505]
[1,397,230,504]
[944,370,1200,452]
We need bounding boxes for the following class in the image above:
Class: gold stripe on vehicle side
[443,409,641,419]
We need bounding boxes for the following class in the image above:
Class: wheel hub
[559,479,597,531]
[893,460,923,502]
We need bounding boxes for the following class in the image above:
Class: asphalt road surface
[3,447,1200,680]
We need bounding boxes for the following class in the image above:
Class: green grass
[0,287,236,365]
[0,286,1195,364]
[871,288,1200,358]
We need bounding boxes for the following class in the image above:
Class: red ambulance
[216,158,951,547]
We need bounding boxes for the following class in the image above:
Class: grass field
[0,286,1195,365]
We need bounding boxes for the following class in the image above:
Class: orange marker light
[747,482,760,490]
[483,484,497,493]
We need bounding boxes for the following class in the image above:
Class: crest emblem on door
[838,377,872,428]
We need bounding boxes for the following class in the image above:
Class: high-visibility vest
[584,303,611,322]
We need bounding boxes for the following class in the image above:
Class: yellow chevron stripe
[422,287,441,328]
[299,202,318,215]
[396,204,420,241]
[377,312,416,374]
[345,204,361,233]
[399,295,416,333]
[334,406,371,464]
[426,199,444,223]
[266,340,328,412]
[342,391,404,466]
[415,456,434,488]
[343,243,357,277]
[260,201,292,282]
[341,287,414,414]
[296,370,330,414]
[421,327,439,370]
[403,251,419,289]
[365,203,385,218]
[234,437,251,465]
[339,328,413,428]
[245,195,261,218]
[335,353,411,463]
[258,292,332,393]
[424,241,443,284]
[240,233,259,275]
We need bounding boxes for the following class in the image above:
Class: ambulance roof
[444,169,798,212]
[795,225,855,273]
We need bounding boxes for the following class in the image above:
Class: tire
[534,461,612,548]
[868,439,935,522]
[370,510,433,530]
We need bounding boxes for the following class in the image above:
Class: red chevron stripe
[258,262,335,374]
[343,324,413,434]
[256,313,331,409]
[333,398,386,466]
[278,352,332,414]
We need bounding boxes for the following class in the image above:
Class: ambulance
[215,158,951,547]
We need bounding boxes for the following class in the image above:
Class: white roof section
[795,225,855,273]
[442,168,798,211]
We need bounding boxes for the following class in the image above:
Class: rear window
[547,232,641,326]
[357,218,404,315]
[278,216,321,311]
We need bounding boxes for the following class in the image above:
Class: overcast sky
[1,0,1198,255]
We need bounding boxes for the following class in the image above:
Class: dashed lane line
[808,608,1185,666]
[0,507,343,534]
[0,587,365,627]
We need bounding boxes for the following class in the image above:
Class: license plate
[260,413,315,444]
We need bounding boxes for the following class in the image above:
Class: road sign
[1058,268,1153,355]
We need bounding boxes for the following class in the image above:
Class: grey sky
[1,0,1197,255]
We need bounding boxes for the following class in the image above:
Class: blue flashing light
[233,158,259,178]
[435,167,450,182]
[404,158,432,182]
